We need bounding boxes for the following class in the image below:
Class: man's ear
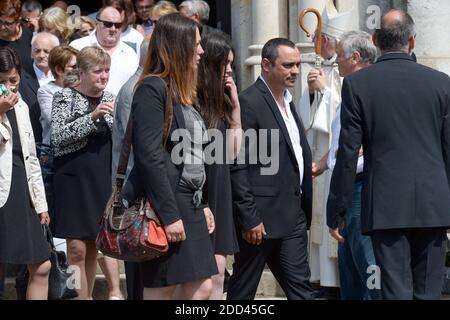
[193,14,201,24]
[261,58,272,73]
[352,51,361,64]
[372,31,378,48]
[409,35,415,52]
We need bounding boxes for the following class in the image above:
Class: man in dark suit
[19,68,41,143]
[327,10,450,300]
[227,38,314,300]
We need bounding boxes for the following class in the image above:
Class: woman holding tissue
[51,46,115,300]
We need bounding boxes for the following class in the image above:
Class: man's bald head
[97,6,122,22]
[96,6,122,49]
[375,9,415,52]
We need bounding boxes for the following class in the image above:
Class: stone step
[1,269,285,300]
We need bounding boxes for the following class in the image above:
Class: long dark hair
[0,47,21,76]
[138,13,199,106]
[197,30,235,128]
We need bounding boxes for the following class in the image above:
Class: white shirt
[69,32,139,95]
[37,81,63,145]
[33,63,54,87]
[327,104,364,173]
[259,76,304,188]
[121,26,144,60]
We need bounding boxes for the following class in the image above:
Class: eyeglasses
[137,5,153,11]
[97,18,123,29]
[0,20,18,28]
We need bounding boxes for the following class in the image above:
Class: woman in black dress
[0,47,51,300]
[123,13,217,300]
[51,46,115,300]
[197,31,242,299]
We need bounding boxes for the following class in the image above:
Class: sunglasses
[97,18,123,29]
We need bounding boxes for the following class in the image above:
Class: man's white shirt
[33,63,54,87]
[260,76,304,189]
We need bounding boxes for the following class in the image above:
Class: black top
[327,53,450,234]
[0,26,33,74]
[124,76,187,226]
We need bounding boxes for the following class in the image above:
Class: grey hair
[22,0,43,14]
[339,31,377,64]
[31,32,60,48]
[179,0,210,24]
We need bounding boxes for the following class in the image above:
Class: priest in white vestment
[297,1,353,290]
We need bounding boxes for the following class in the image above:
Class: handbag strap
[115,78,173,192]
[43,224,56,250]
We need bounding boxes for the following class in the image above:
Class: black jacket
[19,68,42,143]
[230,78,312,239]
[123,76,189,225]
[327,53,450,234]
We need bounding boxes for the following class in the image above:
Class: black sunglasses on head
[97,18,123,29]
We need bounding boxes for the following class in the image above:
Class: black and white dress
[0,109,50,265]
[52,89,113,240]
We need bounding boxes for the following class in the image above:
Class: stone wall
[231,0,450,101]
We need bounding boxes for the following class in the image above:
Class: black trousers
[124,261,143,300]
[227,211,314,300]
[371,228,447,300]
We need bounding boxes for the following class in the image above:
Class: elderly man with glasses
[70,6,139,95]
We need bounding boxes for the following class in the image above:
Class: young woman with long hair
[197,30,242,300]
[123,13,217,300]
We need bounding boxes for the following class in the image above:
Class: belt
[355,172,364,183]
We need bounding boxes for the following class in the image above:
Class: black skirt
[53,120,112,241]
[140,187,218,288]
[0,110,50,265]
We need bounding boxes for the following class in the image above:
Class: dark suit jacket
[123,76,189,226]
[327,53,450,234]
[19,68,42,143]
[231,78,312,239]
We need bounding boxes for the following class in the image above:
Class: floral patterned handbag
[96,80,173,262]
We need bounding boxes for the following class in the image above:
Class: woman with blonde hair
[77,16,96,37]
[123,13,217,300]
[39,6,73,45]
[143,1,177,39]
[150,1,177,22]
[51,46,115,300]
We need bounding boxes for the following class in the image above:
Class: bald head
[376,9,415,53]
[96,6,122,49]
[31,32,60,73]
[97,6,122,21]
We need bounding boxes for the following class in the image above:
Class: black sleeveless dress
[206,120,239,255]
[0,109,50,264]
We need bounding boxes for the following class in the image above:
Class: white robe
[297,55,342,287]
